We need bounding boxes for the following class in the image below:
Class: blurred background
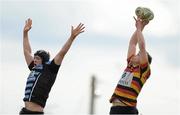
[0,0,180,114]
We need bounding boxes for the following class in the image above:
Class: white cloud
[2,0,178,40]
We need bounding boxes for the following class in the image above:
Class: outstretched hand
[24,18,32,33]
[133,16,149,31]
[71,23,85,39]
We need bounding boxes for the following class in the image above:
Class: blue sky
[0,0,180,114]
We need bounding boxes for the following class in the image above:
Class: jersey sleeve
[140,63,151,82]
[48,59,61,74]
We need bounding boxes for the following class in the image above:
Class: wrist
[70,35,76,40]
[137,28,142,32]
[23,31,28,37]
[23,31,28,34]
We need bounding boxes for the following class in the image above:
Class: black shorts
[19,107,44,114]
[110,106,138,114]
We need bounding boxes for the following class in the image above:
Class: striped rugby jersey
[110,57,151,106]
[24,64,43,101]
[23,60,60,107]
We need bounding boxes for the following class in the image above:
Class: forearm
[23,31,33,65]
[127,30,138,58]
[54,23,85,65]
[54,36,75,65]
[129,30,138,46]
[137,29,149,64]
[23,32,32,54]
[137,29,146,51]
[60,36,74,56]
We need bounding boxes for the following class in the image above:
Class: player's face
[34,55,42,65]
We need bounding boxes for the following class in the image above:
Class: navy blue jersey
[23,59,60,108]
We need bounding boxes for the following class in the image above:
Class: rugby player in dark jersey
[20,18,85,114]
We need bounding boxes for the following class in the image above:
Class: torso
[110,58,151,106]
[23,60,60,109]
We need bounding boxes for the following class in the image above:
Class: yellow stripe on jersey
[133,72,140,78]
[115,89,136,100]
[141,66,150,84]
[121,100,136,106]
[131,82,140,93]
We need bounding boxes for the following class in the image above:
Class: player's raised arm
[23,18,33,66]
[54,23,85,65]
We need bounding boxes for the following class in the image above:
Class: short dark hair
[147,52,152,64]
[34,50,50,64]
